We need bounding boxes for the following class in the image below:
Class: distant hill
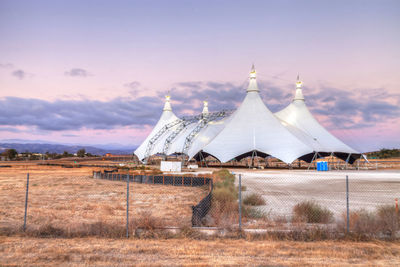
[366,148,400,159]
[0,143,136,155]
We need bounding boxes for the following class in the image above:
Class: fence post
[126,173,130,238]
[238,174,242,230]
[23,173,30,232]
[346,175,349,234]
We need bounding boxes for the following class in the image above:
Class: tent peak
[202,100,209,115]
[163,94,173,111]
[293,75,305,101]
[247,64,259,92]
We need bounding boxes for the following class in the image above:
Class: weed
[243,193,266,206]
[293,200,334,224]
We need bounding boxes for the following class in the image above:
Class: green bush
[293,200,334,224]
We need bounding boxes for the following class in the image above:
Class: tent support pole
[307,152,318,170]
[250,150,256,169]
[201,152,208,168]
[345,153,351,170]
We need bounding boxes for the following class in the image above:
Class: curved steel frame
[144,109,234,163]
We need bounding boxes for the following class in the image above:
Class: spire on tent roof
[250,64,256,79]
[163,94,172,111]
[293,74,305,101]
[247,64,259,92]
[202,100,209,115]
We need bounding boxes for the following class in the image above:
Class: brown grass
[0,164,206,236]
[243,192,266,206]
[293,200,334,224]
[1,236,400,266]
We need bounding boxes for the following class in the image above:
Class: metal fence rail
[93,171,212,187]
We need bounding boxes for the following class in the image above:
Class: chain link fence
[199,170,400,238]
[1,166,399,239]
[0,167,211,238]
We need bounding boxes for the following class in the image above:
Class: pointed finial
[163,93,172,111]
[202,100,209,115]
[249,64,256,79]
[296,74,302,88]
[294,74,304,101]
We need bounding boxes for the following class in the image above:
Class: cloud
[0,63,14,69]
[0,126,23,133]
[166,80,400,132]
[0,80,398,134]
[124,81,142,95]
[64,68,91,77]
[0,96,163,131]
[304,86,400,131]
[11,69,27,79]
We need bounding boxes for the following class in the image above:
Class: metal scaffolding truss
[162,119,196,155]
[143,118,182,163]
[144,109,234,163]
[182,109,233,163]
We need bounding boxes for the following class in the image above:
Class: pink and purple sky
[0,0,399,152]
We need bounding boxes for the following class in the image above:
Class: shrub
[242,205,268,219]
[236,185,247,191]
[213,187,237,205]
[212,169,235,188]
[341,209,379,237]
[293,200,334,224]
[376,205,400,237]
[243,193,266,206]
[133,211,163,230]
[208,169,239,227]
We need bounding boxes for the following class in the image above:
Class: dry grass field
[0,164,206,236]
[1,162,400,266]
[1,236,400,266]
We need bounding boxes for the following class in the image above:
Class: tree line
[0,148,97,160]
[367,148,400,159]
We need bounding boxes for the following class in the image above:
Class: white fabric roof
[165,122,197,155]
[187,115,231,160]
[135,69,360,164]
[134,96,179,161]
[201,68,313,163]
[274,83,358,155]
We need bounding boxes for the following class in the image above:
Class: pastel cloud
[0,81,398,136]
[64,68,91,77]
[11,69,27,80]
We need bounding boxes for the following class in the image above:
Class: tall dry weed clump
[293,200,334,224]
[377,205,400,237]
[243,193,266,206]
[209,169,238,227]
[338,205,399,239]
[340,209,379,239]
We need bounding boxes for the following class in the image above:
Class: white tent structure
[165,101,209,155]
[201,66,314,163]
[134,95,180,161]
[275,76,360,163]
[134,66,361,166]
